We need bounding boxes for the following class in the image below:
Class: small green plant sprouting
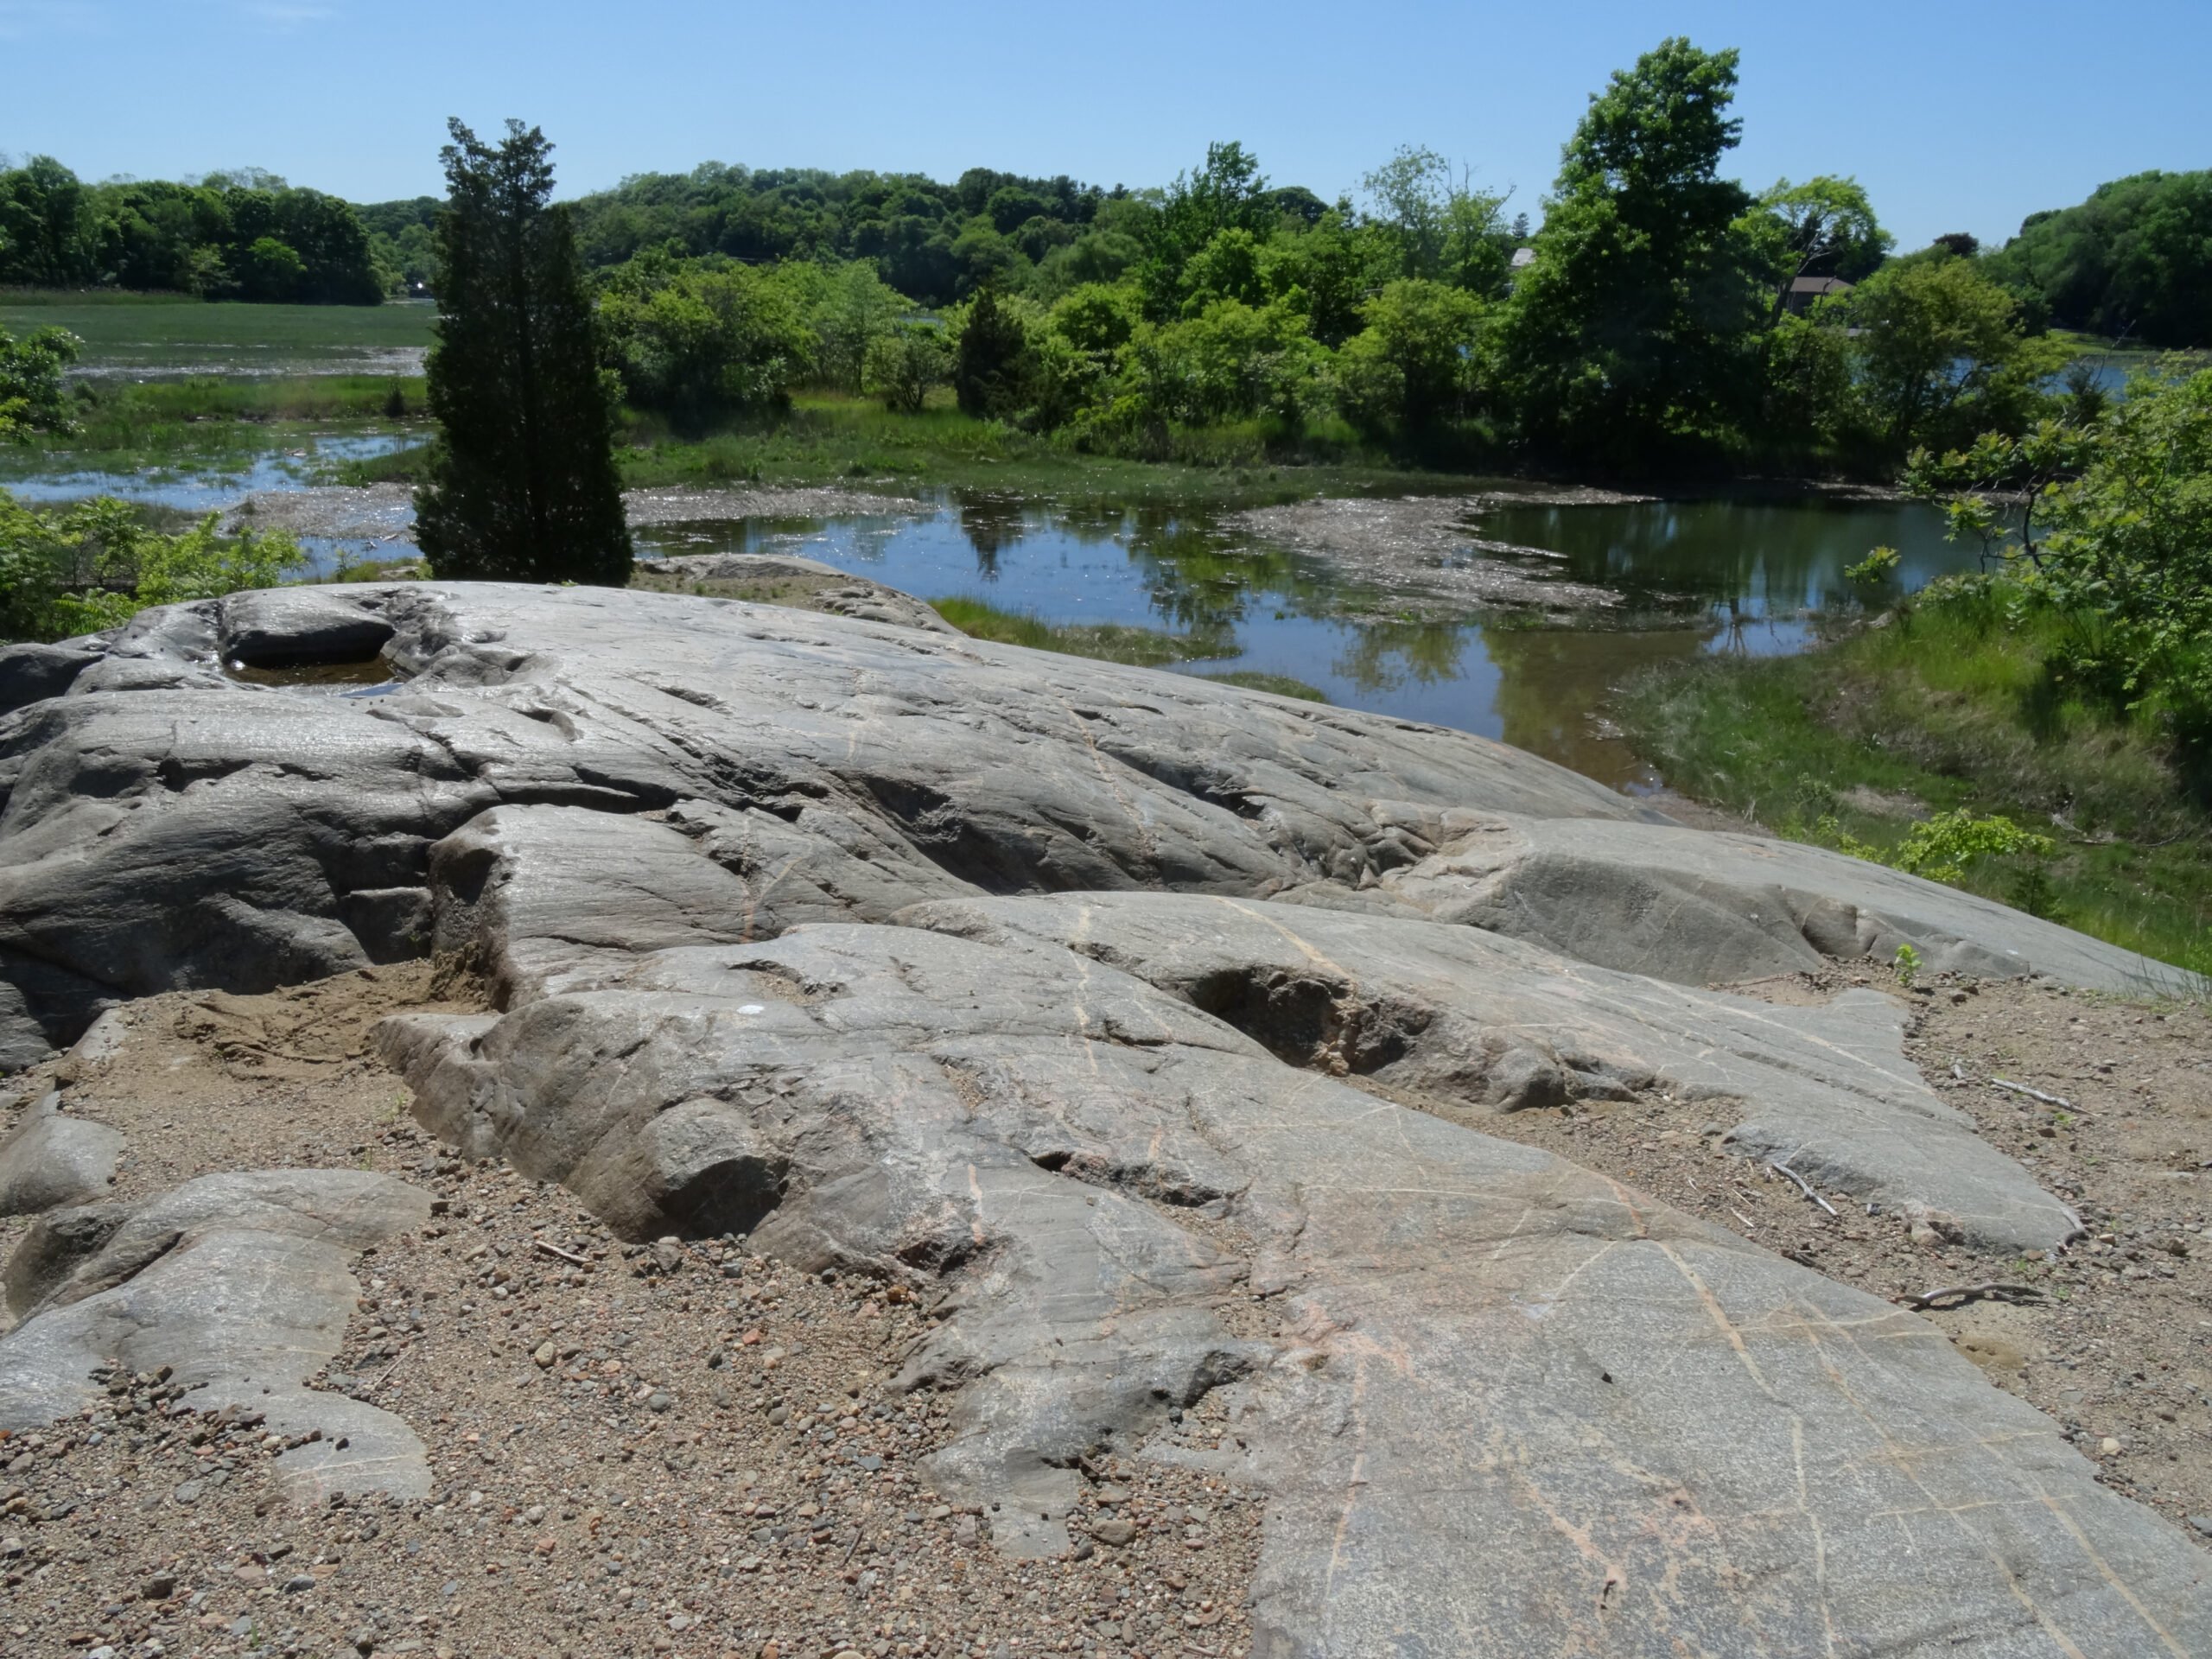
[2005,862,2061,920]
[1892,943,1923,987]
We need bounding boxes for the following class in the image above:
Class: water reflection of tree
[955,493,1029,577]
[1118,506,1356,636]
[1331,619,1469,694]
[943,493,1456,649]
[1477,499,1968,618]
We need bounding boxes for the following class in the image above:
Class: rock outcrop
[2,581,2204,1651]
[0,1090,122,1216]
[0,1169,433,1502]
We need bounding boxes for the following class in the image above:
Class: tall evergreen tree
[952,287,1031,417]
[415,119,631,585]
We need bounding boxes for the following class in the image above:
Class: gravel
[0,969,1262,1658]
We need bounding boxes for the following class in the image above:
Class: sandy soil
[5,961,2206,1659]
[622,490,926,530]
[0,969,1262,1659]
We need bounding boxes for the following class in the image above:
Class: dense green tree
[596,250,815,416]
[1335,279,1487,435]
[0,157,92,287]
[1910,369,2212,736]
[793,260,906,394]
[1255,211,1386,346]
[1360,145,1511,295]
[1984,171,2212,346]
[1839,258,2031,454]
[1136,142,1275,319]
[237,235,307,302]
[1497,37,1768,461]
[1752,175,1891,317]
[861,321,950,412]
[953,287,1032,416]
[415,119,631,586]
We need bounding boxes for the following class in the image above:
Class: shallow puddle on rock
[223,657,401,691]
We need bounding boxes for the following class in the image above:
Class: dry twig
[533,1237,590,1267]
[1989,1077,2075,1110]
[1766,1160,1839,1217]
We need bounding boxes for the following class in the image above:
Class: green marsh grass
[0,292,433,374]
[1615,582,2212,974]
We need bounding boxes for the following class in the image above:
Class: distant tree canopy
[0,156,383,302]
[558,162,1116,309]
[14,45,2201,472]
[1982,170,2212,346]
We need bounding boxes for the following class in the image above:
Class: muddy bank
[1224,489,1648,613]
[221,484,926,546]
[228,482,416,542]
[621,485,926,526]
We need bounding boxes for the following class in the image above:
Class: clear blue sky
[3,0,2207,250]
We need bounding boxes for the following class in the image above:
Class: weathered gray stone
[380,922,2211,1653]
[0,1091,123,1217]
[0,582,1649,1059]
[1298,810,2182,994]
[632,550,960,634]
[0,642,98,718]
[6,580,2207,1649]
[0,1169,431,1503]
[899,890,2080,1248]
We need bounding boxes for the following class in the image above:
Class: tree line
[7,57,2205,361]
[574,39,2119,473]
[0,161,383,302]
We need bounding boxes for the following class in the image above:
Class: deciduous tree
[1497,38,1768,461]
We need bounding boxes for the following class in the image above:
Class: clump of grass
[1613,581,2211,971]
[931,595,1230,668]
[1192,669,1329,702]
[333,441,432,486]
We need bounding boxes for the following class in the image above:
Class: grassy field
[1614,584,2211,976]
[613,392,1503,505]
[1,291,434,376]
[290,392,1509,505]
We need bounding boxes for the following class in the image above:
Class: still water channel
[3,436,1980,792]
[632,493,1976,791]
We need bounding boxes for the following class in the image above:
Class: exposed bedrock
[378,921,2210,1654]
[1288,810,2171,991]
[901,890,2083,1249]
[0,1169,432,1503]
[632,550,963,635]
[3,581,2205,1649]
[0,1090,124,1217]
[0,582,2177,1063]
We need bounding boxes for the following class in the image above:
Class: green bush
[1,489,304,643]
